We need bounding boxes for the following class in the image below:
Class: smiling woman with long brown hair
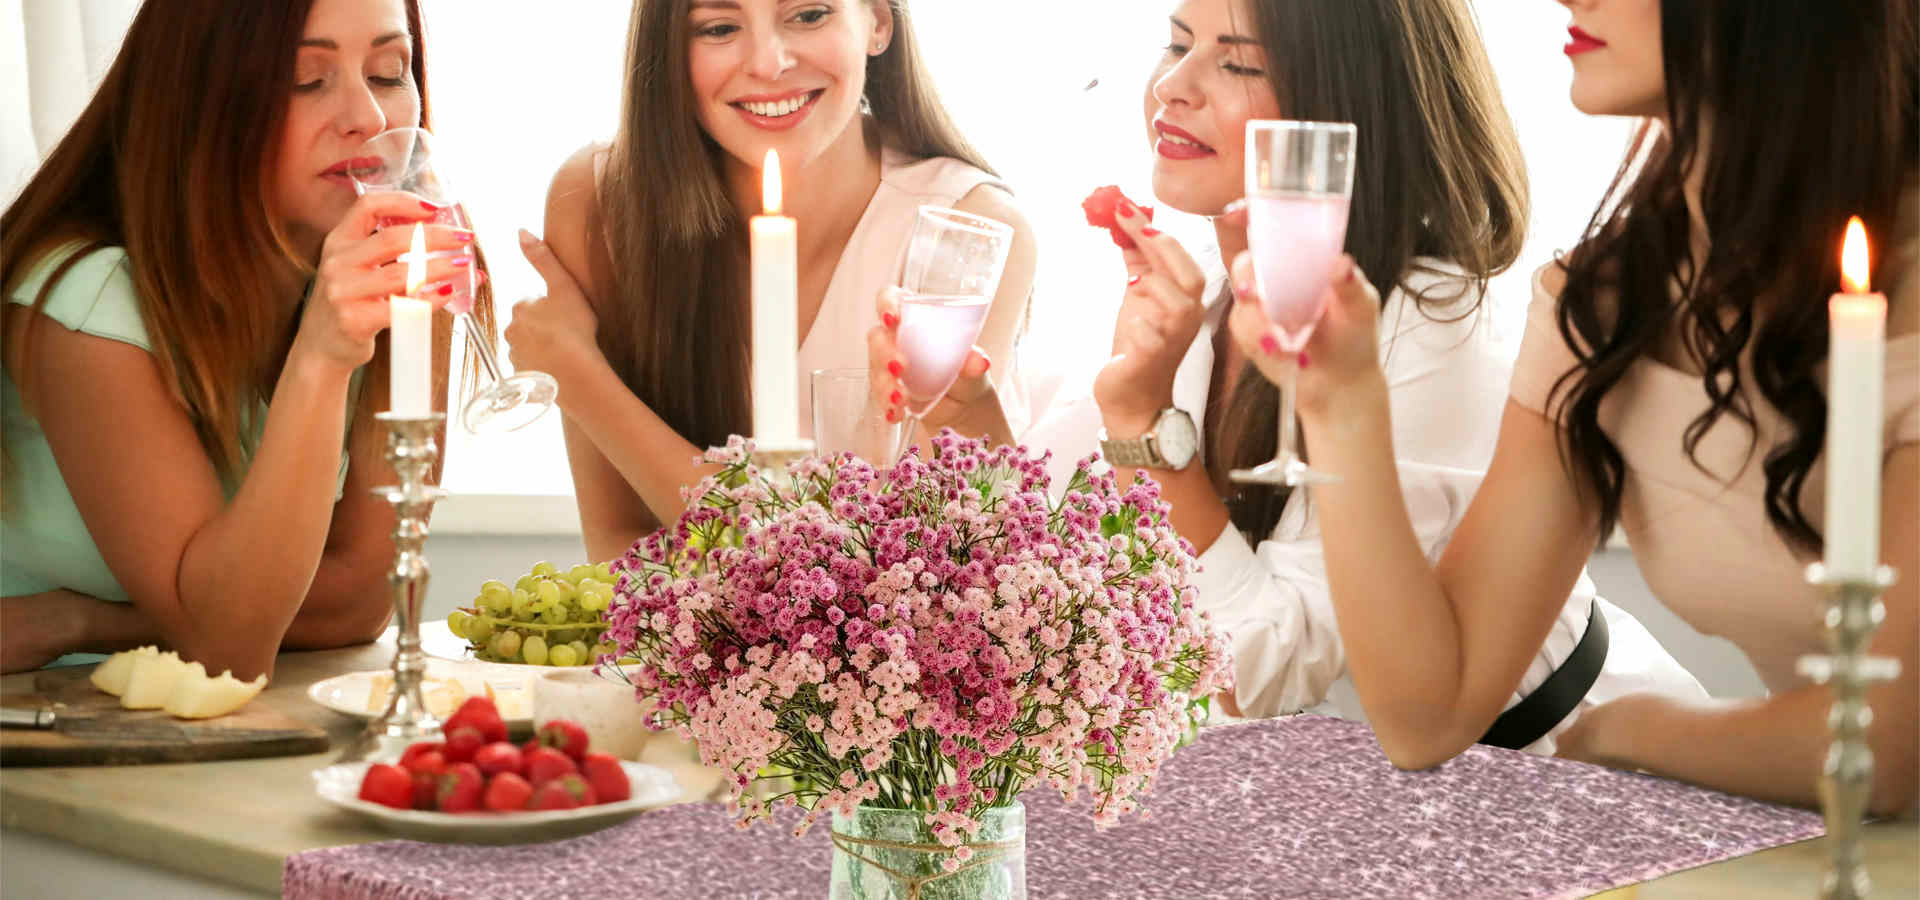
[504,0,1037,565]
[0,0,494,679]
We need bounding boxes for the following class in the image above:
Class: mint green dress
[3,243,360,620]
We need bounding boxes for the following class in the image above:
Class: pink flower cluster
[605,431,1231,844]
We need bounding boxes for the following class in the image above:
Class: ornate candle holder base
[749,438,817,471]
[1796,562,1901,900]
[339,413,449,763]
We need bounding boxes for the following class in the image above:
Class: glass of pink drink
[1231,120,1357,488]
[891,206,1013,460]
[351,127,557,433]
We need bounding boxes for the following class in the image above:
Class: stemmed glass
[1229,120,1356,487]
[350,127,557,433]
[890,206,1013,460]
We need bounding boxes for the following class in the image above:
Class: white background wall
[0,2,1766,697]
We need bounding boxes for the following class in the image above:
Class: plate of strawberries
[312,697,680,843]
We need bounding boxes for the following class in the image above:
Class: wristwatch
[1099,408,1199,471]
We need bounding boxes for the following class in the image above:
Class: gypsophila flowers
[604,431,1230,849]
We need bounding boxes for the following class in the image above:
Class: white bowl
[313,759,680,844]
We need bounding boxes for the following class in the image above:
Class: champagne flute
[1229,120,1356,487]
[350,127,558,434]
[891,206,1013,460]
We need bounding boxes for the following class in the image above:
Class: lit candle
[749,149,800,444]
[389,224,433,418]
[1823,217,1885,578]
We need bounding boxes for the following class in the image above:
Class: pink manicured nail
[887,360,903,377]
[886,407,902,423]
[454,230,475,243]
[1127,274,1142,286]
[883,313,899,329]
[421,201,439,211]
[437,283,454,296]
[1222,197,1247,217]
[1141,227,1161,237]
[452,256,472,268]
[889,390,902,405]
[1117,202,1136,219]
[1260,335,1280,355]
[1298,351,1311,369]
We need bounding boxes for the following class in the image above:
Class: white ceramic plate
[313,759,680,843]
[307,662,534,727]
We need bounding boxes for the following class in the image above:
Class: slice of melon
[163,665,268,719]
[119,651,190,709]
[365,673,467,718]
[89,645,160,697]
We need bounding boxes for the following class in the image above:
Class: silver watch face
[1156,409,1199,469]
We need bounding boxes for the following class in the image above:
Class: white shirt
[1024,260,1707,753]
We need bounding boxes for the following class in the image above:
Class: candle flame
[1841,216,1870,294]
[762,149,782,215]
[404,224,427,295]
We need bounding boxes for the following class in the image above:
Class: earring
[870,42,887,56]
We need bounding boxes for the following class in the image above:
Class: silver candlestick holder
[1796,562,1902,900]
[339,412,450,763]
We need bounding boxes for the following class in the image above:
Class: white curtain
[1,0,139,203]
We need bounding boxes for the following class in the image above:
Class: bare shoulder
[951,182,1033,241]
[1536,257,1569,298]
[544,142,613,303]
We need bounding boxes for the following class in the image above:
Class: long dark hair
[1,0,487,478]
[1213,0,1529,537]
[1551,0,1918,551]
[598,0,993,454]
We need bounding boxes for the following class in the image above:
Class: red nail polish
[982,356,991,372]
[883,313,899,329]
[887,360,903,377]
[1141,227,1161,238]
[886,408,902,423]
[1260,335,1280,355]
[1117,202,1135,219]
[1298,351,1311,369]
[1127,274,1143,286]
[455,231,474,243]
[889,390,902,405]
[421,201,439,211]
[438,283,454,295]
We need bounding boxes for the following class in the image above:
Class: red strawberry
[1080,185,1155,249]
[473,742,523,778]
[524,746,579,786]
[411,771,440,810]
[400,748,447,779]
[445,697,508,744]
[436,762,485,813]
[398,741,445,771]
[443,725,486,763]
[528,773,597,810]
[537,718,591,762]
[357,763,413,810]
[482,772,534,812]
[581,752,630,803]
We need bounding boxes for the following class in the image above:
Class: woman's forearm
[555,353,712,526]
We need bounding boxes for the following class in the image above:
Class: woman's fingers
[1111,199,1206,300]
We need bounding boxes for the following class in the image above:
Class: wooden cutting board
[0,666,330,767]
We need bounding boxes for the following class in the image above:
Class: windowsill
[431,493,580,536]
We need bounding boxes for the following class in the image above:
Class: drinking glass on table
[1229,119,1356,487]
[350,127,557,433]
[812,368,902,461]
[891,205,1014,460]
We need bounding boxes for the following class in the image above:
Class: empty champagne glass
[1229,120,1356,487]
[350,127,557,433]
[892,206,1013,460]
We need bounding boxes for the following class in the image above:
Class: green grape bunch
[448,560,621,666]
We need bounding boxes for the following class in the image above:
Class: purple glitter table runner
[284,715,1822,899]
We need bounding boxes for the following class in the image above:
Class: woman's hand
[866,286,1002,443]
[1092,196,1209,437]
[508,228,602,384]
[1554,694,1670,769]
[294,191,470,375]
[1224,251,1386,420]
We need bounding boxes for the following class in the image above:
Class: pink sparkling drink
[378,203,476,314]
[1247,192,1349,351]
[895,293,990,414]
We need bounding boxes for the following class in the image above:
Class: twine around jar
[829,830,1023,900]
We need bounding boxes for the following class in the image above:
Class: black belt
[1478,599,1609,750]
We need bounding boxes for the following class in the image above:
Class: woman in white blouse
[871,0,1704,753]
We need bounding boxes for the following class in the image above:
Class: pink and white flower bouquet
[604,431,1231,848]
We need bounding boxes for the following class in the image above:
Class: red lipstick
[1565,25,1607,56]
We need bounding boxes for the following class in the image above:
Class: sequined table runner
[284,715,1822,899]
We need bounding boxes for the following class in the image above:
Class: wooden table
[1,639,1913,897]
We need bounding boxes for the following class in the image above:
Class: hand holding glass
[891,206,1013,460]
[350,127,557,433]
[1230,120,1356,487]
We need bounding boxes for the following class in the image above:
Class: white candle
[1823,217,1885,578]
[749,149,800,444]
[389,224,433,418]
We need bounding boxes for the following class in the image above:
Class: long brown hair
[1213,0,1529,537]
[599,0,993,453]
[1552,0,1917,551]
[1,0,490,479]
